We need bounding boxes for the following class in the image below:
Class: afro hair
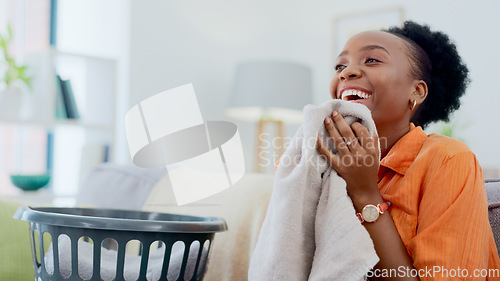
[384,21,470,129]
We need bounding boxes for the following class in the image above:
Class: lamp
[226,61,312,173]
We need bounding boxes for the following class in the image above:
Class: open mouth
[341,89,372,101]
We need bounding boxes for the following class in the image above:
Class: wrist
[349,186,384,212]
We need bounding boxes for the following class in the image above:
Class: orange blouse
[379,123,500,280]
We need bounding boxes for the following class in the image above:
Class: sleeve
[408,151,491,281]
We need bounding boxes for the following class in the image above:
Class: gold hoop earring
[410,100,417,111]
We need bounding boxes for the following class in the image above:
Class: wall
[0,1,7,32]
[129,0,329,171]
[46,0,500,174]
[127,0,500,173]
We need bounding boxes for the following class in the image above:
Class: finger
[324,116,350,155]
[331,111,358,151]
[316,136,342,171]
[351,122,370,149]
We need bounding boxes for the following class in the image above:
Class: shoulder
[420,133,473,161]
[413,134,481,189]
[415,134,483,194]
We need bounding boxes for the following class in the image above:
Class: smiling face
[330,31,425,134]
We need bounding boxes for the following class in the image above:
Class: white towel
[44,236,207,280]
[248,99,380,281]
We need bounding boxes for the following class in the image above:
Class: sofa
[487,179,500,252]
[1,163,500,280]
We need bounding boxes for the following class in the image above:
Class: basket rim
[13,206,228,233]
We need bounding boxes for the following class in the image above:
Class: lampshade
[226,61,312,124]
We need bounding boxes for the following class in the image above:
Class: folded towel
[44,235,207,280]
[248,100,380,281]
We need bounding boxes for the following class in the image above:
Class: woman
[316,21,500,280]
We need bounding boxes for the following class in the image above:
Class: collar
[379,123,428,175]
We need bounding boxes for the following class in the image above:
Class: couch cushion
[486,179,500,257]
[76,163,166,210]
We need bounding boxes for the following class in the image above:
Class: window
[0,0,51,195]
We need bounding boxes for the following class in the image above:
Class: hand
[316,111,381,208]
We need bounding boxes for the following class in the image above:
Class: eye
[335,64,346,71]
[365,58,381,64]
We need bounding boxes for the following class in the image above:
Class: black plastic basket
[14,206,227,281]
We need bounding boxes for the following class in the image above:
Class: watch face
[362,205,379,222]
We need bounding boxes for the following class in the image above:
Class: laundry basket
[14,206,227,281]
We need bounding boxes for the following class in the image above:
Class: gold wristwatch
[356,202,391,223]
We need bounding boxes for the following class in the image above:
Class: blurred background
[0,0,498,200]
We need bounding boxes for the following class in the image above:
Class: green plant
[0,23,32,89]
[431,118,469,144]
[438,121,457,138]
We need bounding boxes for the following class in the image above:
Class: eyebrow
[338,44,391,58]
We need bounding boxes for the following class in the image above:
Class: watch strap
[378,201,391,214]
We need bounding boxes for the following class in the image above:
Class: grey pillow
[76,163,166,210]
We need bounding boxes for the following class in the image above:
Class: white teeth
[341,89,372,100]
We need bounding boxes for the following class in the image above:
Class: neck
[377,122,411,159]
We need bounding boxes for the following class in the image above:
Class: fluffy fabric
[248,99,379,281]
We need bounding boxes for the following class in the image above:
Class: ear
[411,80,428,105]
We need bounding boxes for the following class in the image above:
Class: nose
[339,65,361,81]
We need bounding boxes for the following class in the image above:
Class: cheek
[374,73,411,103]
